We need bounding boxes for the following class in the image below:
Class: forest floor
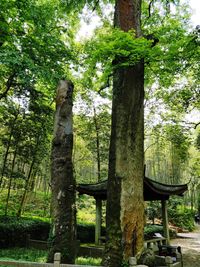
[170,224,200,267]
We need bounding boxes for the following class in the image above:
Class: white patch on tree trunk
[57,190,62,200]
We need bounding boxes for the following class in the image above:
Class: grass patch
[76,257,102,266]
[0,247,47,262]
[0,248,102,266]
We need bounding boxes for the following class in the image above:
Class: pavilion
[77,177,188,245]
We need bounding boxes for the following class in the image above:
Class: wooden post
[161,200,170,245]
[95,198,102,245]
[54,252,61,267]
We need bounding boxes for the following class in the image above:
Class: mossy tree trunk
[48,80,76,264]
[104,1,145,266]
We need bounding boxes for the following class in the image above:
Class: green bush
[77,223,106,243]
[146,201,161,224]
[144,224,177,240]
[168,208,195,231]
[144,224,163,240]
[0,216,50,248]
[0,216,106,248]
[167,197,195,231]
[76,257,102,266]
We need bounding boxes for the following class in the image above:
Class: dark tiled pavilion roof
[77,177,188,201]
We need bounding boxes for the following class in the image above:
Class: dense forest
[0,0,199,266]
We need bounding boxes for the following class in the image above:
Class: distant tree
[0,103,20,187]
[0,87,53,216]
[196,132,200,151]
[75,102,111,182]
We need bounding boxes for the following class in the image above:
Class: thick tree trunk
[48,80,76,264]
[105,1,144,266]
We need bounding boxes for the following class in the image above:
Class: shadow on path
[170,225,200,267]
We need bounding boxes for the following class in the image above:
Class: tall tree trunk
[0,109,19,187]
[156,137,161,180]
[48,80,76,264]
[17,131,41,217]
[16,156,36,217]
[93,106,101,182]
[0,133,12,187]
[190,182,195,212]
[4,148,17,216]
[105,1,144,266]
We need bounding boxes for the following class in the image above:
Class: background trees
[74,102,111,183]
[0,0,76,215]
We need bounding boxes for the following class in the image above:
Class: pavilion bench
[144,234,183,267]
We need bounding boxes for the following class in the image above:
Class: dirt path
[170,225,200,267]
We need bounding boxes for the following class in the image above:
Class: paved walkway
[170,225,200,267]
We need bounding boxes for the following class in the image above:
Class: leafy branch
[0,72,16,100]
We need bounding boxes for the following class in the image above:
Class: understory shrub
[168,208,195,231]
[77,223,105,243]
[168,197,195,231]
[144,224,163,240]
[76,257,102,266]
[0,216,50,248]
[144,224,176,240]
[146,201,161,224]
[0,216,106,248]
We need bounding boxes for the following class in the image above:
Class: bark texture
[48,80,76,264]
[105,1,144,266]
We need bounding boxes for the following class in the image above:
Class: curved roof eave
[77,177,188,201]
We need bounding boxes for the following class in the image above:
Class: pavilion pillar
[161,199,170,245]
[95,198,102,245]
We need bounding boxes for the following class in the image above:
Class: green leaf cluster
[0,0,76,99]
[81,27,153,90]
[168,200,195,231]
